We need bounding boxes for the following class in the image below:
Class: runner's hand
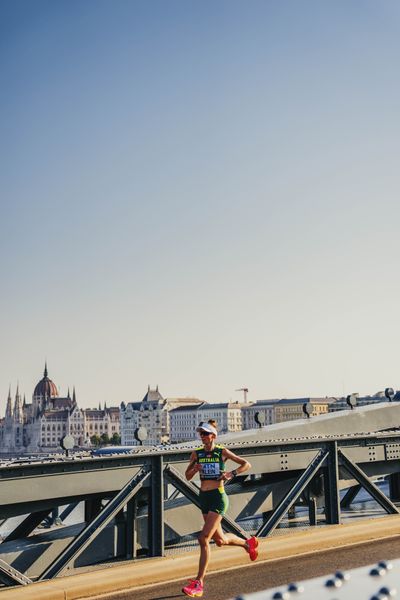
[218,471,233,481]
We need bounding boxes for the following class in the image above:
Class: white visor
[196,423,217,436]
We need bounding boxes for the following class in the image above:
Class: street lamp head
[346,394,358,409]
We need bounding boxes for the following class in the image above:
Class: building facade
[328,393,400,412]
[273,398,331,422]
[0,365,120,453]
[120,387,204,446]
[169,401,244,443]
[169,402,207,443]
[241,399,278,430]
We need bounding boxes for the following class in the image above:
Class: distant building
[274,398,331,422]
[328,393,400,412]
[1,385,25,451]
[169,402,208,443]
[119,400,141,446]
[170,397,332,442]
[120,386,168,446]
[0,365,120,453]
[197,402,244,434]
[242,397,332,430]
[169,401,244,443]
[164,396,206,442]
[241,399,278,430]
[85,405,120,442]
[120,387,206,445]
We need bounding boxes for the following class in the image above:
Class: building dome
[33,364,59,398]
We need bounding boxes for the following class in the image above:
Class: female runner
[182,419,258,598]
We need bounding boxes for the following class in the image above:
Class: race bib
[201,463,220,479]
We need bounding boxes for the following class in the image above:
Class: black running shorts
[199,488,229,515]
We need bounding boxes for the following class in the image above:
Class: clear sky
[1,0,400,409]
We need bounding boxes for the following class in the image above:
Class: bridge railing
[0,431,399,586]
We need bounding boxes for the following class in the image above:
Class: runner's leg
[212,523,247,548]
[197,511,222,582]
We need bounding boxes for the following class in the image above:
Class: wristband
[231,469,237,477]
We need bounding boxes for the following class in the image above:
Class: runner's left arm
[219,448,251,481]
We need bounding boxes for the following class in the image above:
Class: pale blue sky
[1,1,400,408]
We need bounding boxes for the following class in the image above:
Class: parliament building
[0,365,119,454]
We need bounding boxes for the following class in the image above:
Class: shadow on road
[152,596,182,600]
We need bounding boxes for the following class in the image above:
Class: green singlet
[195,444,226,480]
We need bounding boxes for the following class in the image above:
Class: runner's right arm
[185,451,201,480]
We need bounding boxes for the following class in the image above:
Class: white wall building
[120,401,141,445]
[120,388,206,446]
[169,402,244,443]
[169,402,207,443]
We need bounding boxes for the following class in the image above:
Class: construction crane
[235,387,249,403]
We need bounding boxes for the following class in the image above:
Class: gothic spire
[13,388,23,423]
[44,362,48,378]
[5,387,12,419]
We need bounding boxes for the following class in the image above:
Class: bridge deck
[1,515,400,600]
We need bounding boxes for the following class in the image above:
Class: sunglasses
[199,431,212,437]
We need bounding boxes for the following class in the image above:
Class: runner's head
[196,420,218,442]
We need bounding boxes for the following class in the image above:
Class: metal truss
[149,456,164,556]
[338,449,399,515]
[325,441,340,524]
[340,484,362,508]
[0,431,399,586]
[59,501,79,522]
[256,449,329,537]
[0,558,32,586]
[2,509,51,543]
[39,467,151,580]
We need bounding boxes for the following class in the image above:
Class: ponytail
[208,419,218,431]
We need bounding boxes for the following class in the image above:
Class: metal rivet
[325,578,342,588]
[287,583,304,593]
[370,567,386,577]
[335,570,350,581]
[378,587,397,597]
[378,562,393,571]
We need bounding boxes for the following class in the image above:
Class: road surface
[93,535,400,600]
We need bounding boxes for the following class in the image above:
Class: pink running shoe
[182,579,204,597]
[246,536,259,561]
